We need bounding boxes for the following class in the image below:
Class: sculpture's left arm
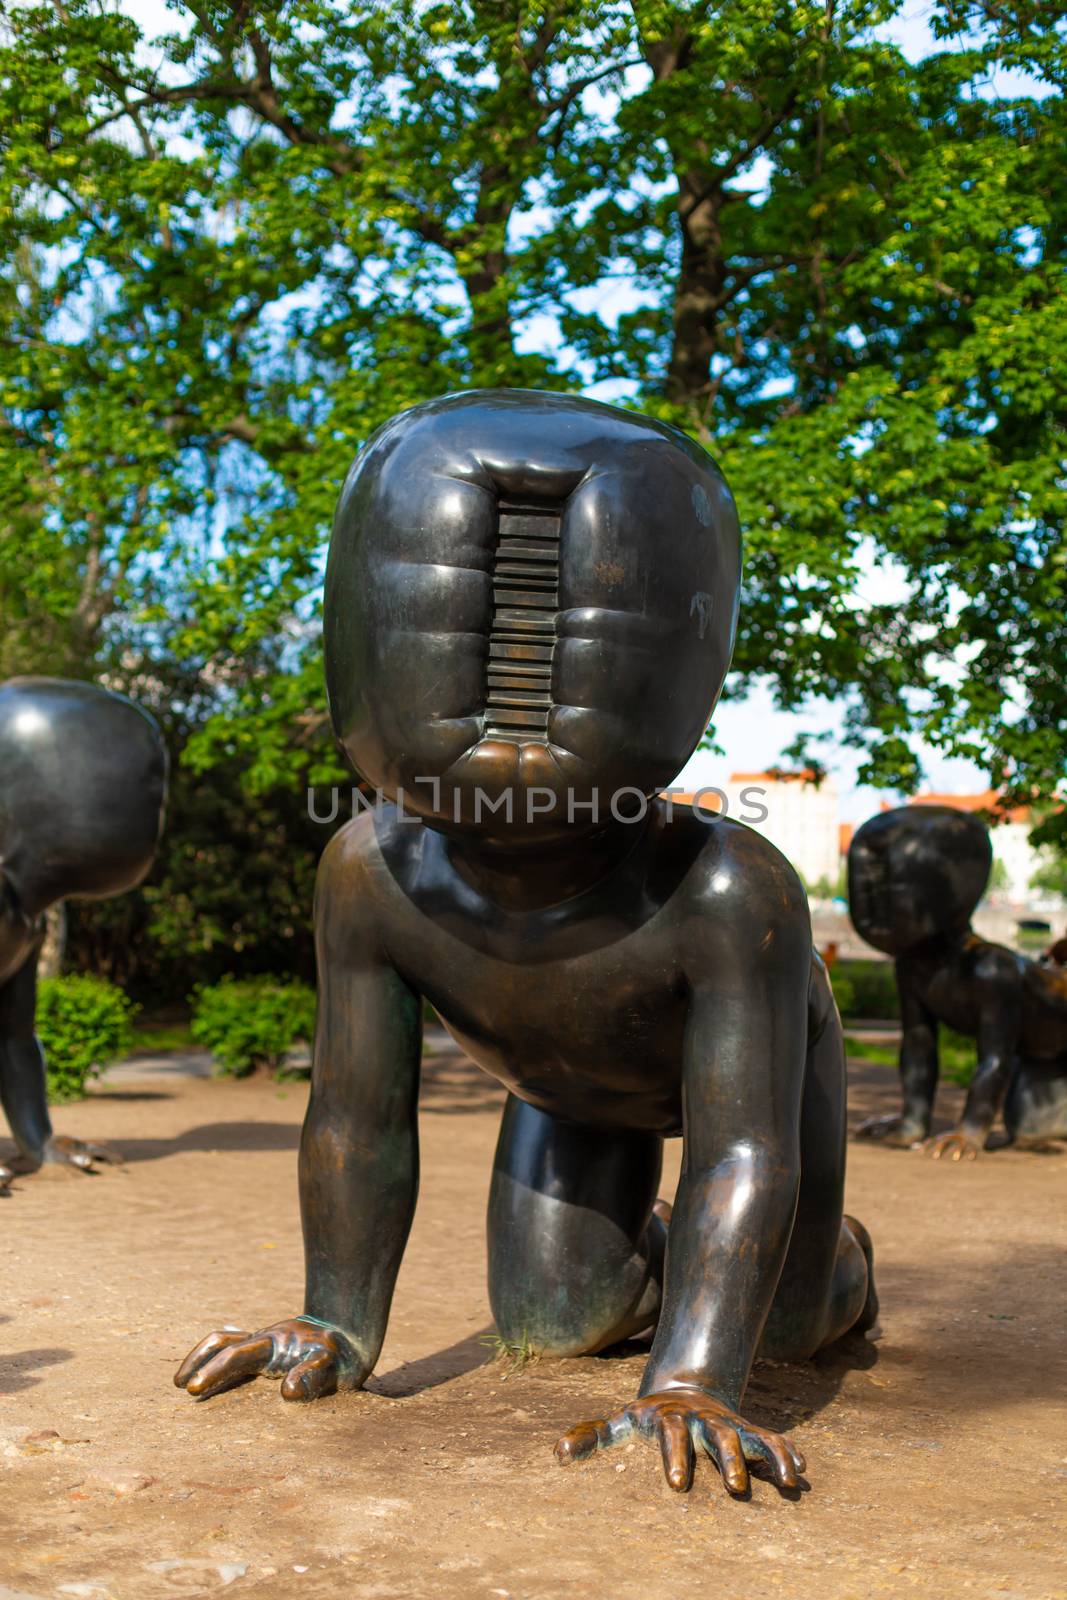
[926,958,1022,1161]
[640,904,809,1411]
[555,845,812,1495]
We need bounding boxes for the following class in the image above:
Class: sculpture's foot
[42,1135,123,1174]
[853,1113,926,1148]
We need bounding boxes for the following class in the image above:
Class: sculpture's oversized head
[848,805,992,956]
[325,390,741,840]
[0,678,168,917]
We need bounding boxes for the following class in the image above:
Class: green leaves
[36,974,137,1102]
[0,0,1062,848]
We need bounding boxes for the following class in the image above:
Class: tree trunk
[38,902,67,979]
[666,177,726,416]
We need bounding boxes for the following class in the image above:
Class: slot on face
[483,502,562,744]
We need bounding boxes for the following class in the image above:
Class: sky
[120,0,1027,820]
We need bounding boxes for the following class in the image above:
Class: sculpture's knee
[1005,1061,1067,1143]
[759,1216,874,1362]
[487,1181,664,1357]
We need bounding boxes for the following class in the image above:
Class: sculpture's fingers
[174,1329,250,1388]
[740,1428,798,1490]
[657,1413,694,1492]
[67,1148,95,1170]
[554,1417,618,1465]
[184,1334,274,1398]
[0,1165,12,1192]
[697,1420,750,1495]
[280,1350,338,1402]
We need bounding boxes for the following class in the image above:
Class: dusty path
[1,1052,1065,1600]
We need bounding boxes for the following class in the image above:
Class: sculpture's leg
[855,981,937,1145]
[0,954,121,1173]
[0,956,53,1164]
[760,1016,876,1361]
[487,1094,666,1357]
[1004,1056,1067,1144]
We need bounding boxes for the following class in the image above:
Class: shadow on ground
[0,1346,73,1396]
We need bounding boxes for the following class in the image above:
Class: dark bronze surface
[849,804,1067,1158]
[0,677,167,1175]
[178,390,876,1498]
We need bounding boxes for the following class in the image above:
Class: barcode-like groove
[484,502,561,743]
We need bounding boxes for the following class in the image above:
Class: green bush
[36,975,137,1103]
[940,1030,979,1087]
[190,976,317,1077]
[831,959,900,1021]
[844,1028,977,1087]
[828,973,855,1019]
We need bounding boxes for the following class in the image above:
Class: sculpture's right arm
[300,825,424,1364]
[855,971,938,1145]
[897,979,940,1132]
[176,821,423,1400]
[0,947,53,1162]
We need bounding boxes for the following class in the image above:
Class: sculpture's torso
[337,798,825,1136]
[901,934,1067,1059]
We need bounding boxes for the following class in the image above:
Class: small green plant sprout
[479,1329,542,1378]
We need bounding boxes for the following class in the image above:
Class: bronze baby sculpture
[177,391,876,1499]
[0,677,167,1188]
[850,804,1067,1159]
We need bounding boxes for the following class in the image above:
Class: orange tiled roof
[909,790,1033,825]
[727,768,824,785]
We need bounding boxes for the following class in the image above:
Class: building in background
[671,770,841,891]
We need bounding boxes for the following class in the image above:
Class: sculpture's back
[0,676,167,921]
[0,676,167,1183]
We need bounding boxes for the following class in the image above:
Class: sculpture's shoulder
[963,933,1024,987]
[1021,953,1067,1015]
[652,801,811,972]
[314,805,417,959]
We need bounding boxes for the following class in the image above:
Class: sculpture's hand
[42,1134,123,1172]
[555,1388,804,1497]
[924,1128,982,1162]
[853,1113,926,1148]
[0,1162,12,1193]
[175,1316,364,1401]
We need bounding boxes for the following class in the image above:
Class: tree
[1031,849,1067,901]
[1,0,1063,951]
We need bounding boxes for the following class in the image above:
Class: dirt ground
[2,1045,1065,1600]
